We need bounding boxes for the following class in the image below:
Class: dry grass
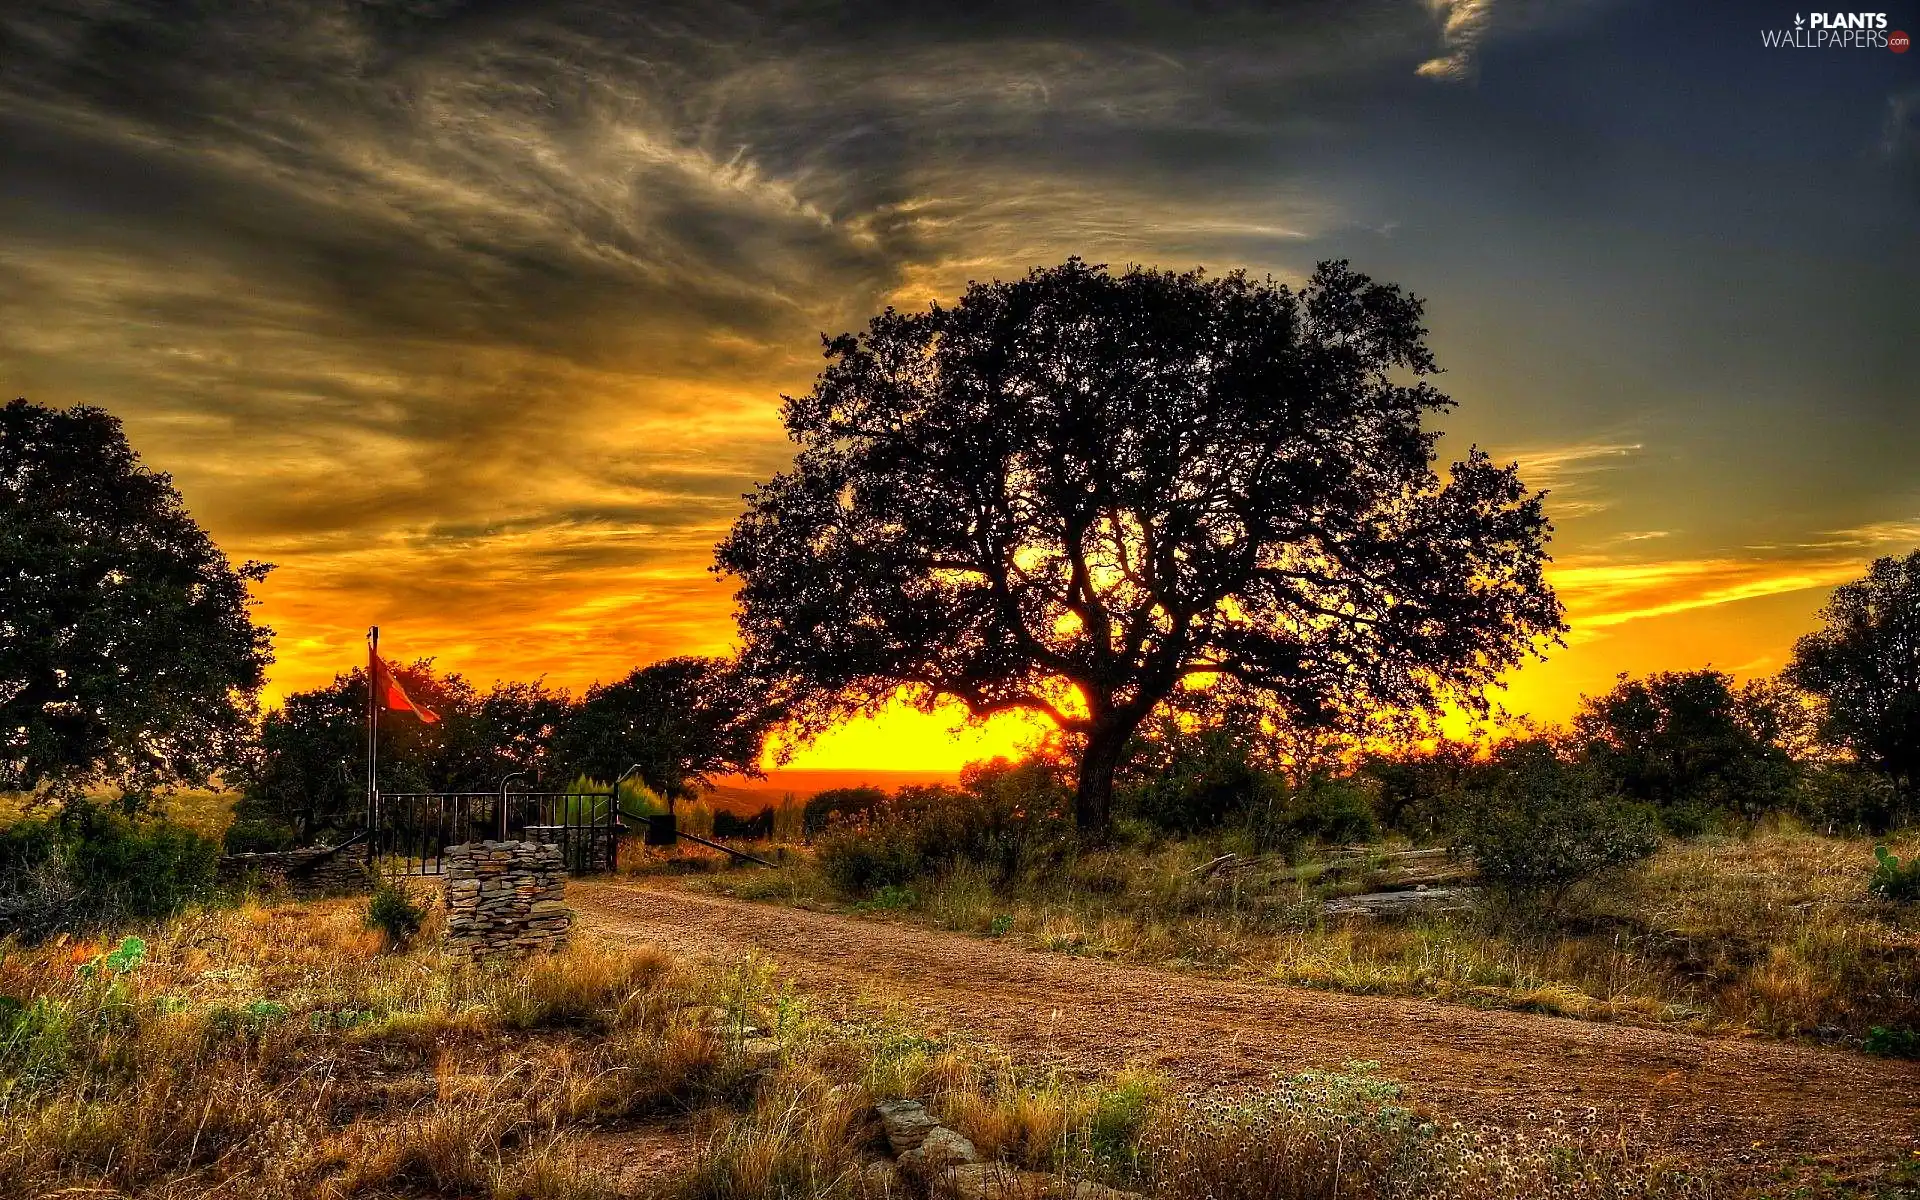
[699,827,1920,1045]
[0,899,725,1197]
[0,891,1735,1200]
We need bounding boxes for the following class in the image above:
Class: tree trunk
[1074,719,1132,840]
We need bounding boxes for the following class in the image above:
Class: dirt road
[572,878,1920,1183]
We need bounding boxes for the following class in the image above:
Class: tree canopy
[1788,551,1920,820]
[1572,669,1796,832]
[549,657,770,801]
[237,662,569,844]
[715,259,1563,834]
[1,399,273,800]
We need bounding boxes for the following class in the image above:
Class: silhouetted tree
[1572,669,1796,832]
[239,664,567,844]
[553,657,770,801]
[715,260,1563,835]
[1788,552,1920,825]
[0,399,272,801]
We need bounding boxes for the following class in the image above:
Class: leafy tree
[553,657,770,801]
[239,663,567,843]
[0,399,272,801]
[1788,551,1920,825]
[1572,669,1796,832]
[716,260,1563,835]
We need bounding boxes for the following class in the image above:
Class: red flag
[370,652,441,724]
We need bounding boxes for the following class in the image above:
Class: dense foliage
[0,803,218,939]
[1788,550,1920,827]
[717,260,1563,835]
[0,399,273,800]
[551,657,771,800]
[1450,740,1660,909]
[235,656,768,847]
[1572,670,1797,834]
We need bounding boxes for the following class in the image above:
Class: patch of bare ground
[573,1122,703,1193]
[573,877,1920,1191]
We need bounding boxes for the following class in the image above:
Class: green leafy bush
[0,806,218,940]
[1863,1024,1919,1057]
[1277,776,1381,846]
[220,815,298,854]
[1868,844,1920,903]
[365,878,427,946]
[1453,740,1659,912]
[61,807,219,923]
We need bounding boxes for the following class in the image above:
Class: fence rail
[372,789,618,875]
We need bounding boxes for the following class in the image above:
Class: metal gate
[372,787,619,876]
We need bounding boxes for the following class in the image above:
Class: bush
[1868,844,1920,903]
[814,760,1072,895]
[366,878,427,945]
[221,816,298,854]
[801,786,888,835]
[1453,741,1659,912]
[0,805,218,940]
[1277,776,1380,846]
[1863,1025,1919,1058]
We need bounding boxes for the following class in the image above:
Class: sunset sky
[3,1,1915,769]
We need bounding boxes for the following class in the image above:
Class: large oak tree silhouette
[716,260,1563,836]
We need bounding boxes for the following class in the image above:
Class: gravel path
[572,877,1920,1186]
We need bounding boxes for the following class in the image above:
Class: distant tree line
[227,655,773,850]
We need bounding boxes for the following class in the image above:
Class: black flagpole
[366,625,379,860]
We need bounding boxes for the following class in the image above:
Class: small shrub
[854,884,918,912]
[1867,844,1920,902]
[1280,776,1381,846]
[1453,740,1659,913]
[220,816,298,854]
[0,806,218,940]
[365,878,427,946]
[801,786,889,835]
[60,805,220,924]
[1079,1071,1163,1174]
[815,824,923,893]
[1863,1024,1919,1058]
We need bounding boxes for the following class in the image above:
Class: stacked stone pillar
[443,840,570,961]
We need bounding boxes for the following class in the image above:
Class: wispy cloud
[1552,555,1860,637]
[1416,0,1498,80]
[1499,440,1642,519]
[0,0,1438,700]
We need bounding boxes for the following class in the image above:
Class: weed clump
[365,876,428,945]
[1868,844,1920,903]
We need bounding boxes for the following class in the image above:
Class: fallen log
[1322,886,1478,918]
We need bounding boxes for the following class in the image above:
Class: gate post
[497,772,527,841]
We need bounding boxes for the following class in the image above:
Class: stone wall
[220,839,370,897]
[442,840,570,962]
